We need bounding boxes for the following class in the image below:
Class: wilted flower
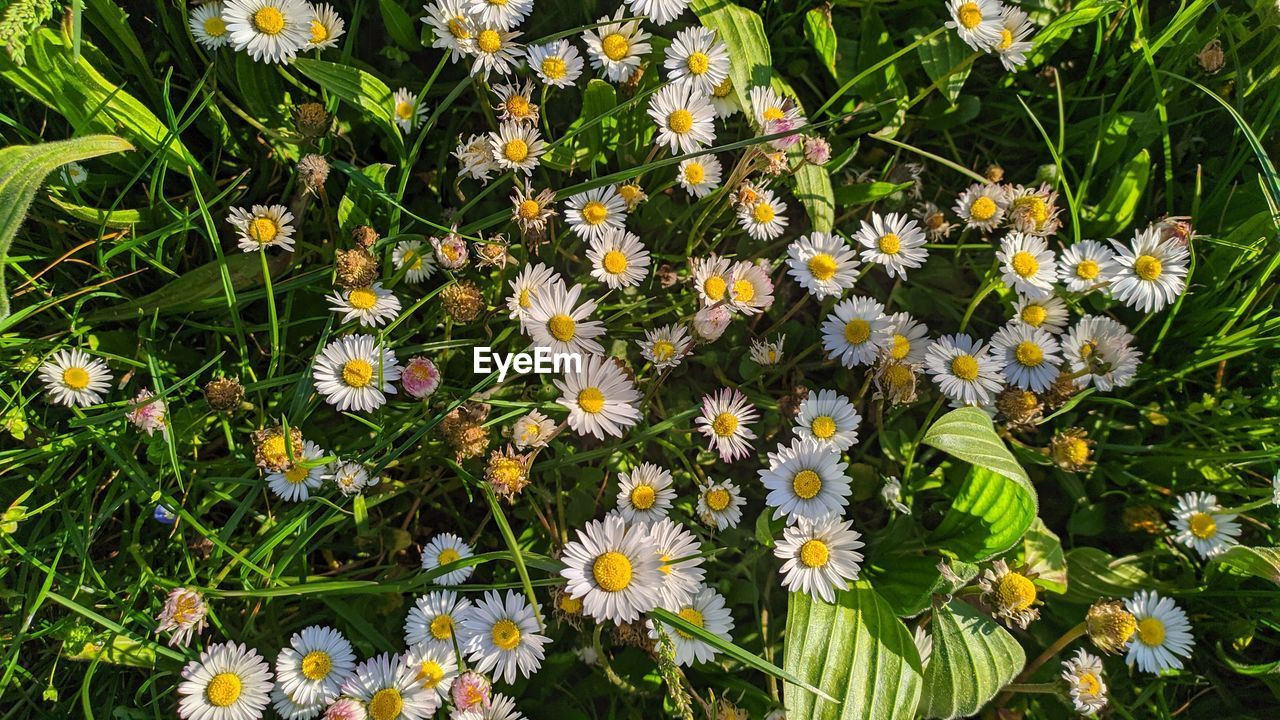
[1197,39,1224,74]
[880,476,911,514]
[485,449,531,500]
[1050,427,1094,472]
[401,356,442,399]
[441,280,485,323]
[802,136,831,165]
[297,153,330,194]
[293,101,332,138]
[996,386,1042,428]
[126,388,168,436]
[335,246,380,289]
[1086,599,1137,654]
[978,559,1040,628]
[252,425,304,472]
[442,403,491,460]
[512,410,556,449]
[204,376,244,413]
[154,587,207,647]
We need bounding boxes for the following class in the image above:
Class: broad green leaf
[1022,518,1068,594]
[48,197,150,227]
[84,253,269,323]
[928,466,1036,562]
[338,163,394,234]
[1086,149,1149,237]
[784,582,923,720]
[233,53,291,141]
[834,181,914,206]
[379,0,420,50]
[855,10,908,132]
[581,79,619,165]
[870,555,978,618]
[804,8,839,79]
[919,600,1025,719]
[921,407,1035,502]
[794,162,835,232]
[1062,547,1163,604]
[1210,546,1280,587]
[916,31,973,104]
[0,134,133,318]
[294,58,398,135]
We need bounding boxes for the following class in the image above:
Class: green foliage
[918,600,1026,719]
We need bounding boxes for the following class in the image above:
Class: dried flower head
[777,385,811,420]
[441,402,491,460]
[552,585,585,628]
[474,236,512,269]
[875,360,920,406]
[351,224,380,249]
[297,153,330,194]
[335,247,380,289]
[441,280,485,323]
[252,425,304,472]
[914,202,955,240]
[1050,427,1094,472]
[996,386,1043,428]
[1041,370,1081,410]
[1197,39,1224,74]
[293,102,332,138]
[485,448,531,500]
[154,587,207,648]
[1086,599,1137,654]
[204,377,244,413]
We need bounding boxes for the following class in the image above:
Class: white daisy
[177,641,273,720]
[727,260,774,315]
[663,26,729,94]
[695,388,759,462]
[1011,295,1068,334]
[404,642,458,701]
[269,685,321,720]
[647,517,706,608]
[312,334,400,413]
[748,86,806,149]
[464,0,530,31]
[525,39,584,88]
[854,211,928,280]
[1109,227,1190,313]
[404,590,474,653]
[460,590,549,684]
[637,324,693,370]
[393,240,437,283]
[625,0,689,25]
[421,532,476,585]
[455,692,524,720]
[945,0,1003,51]
[583,8,651,83]
[1061,648,1108,716]
[785,232,859,300]
[228,204,295,252]
[691,254,733,306]
[38,348,112,408]
[523,282,605,356]
[992,5,1035,72]
[327,283,401,328]
[564,185,627,242]
[266,440,327,501]
[587,230,650,289]
[554,353,642,439]
[1124,590,1195,674]
[774,516,865,603]
[884,312,931,364]
[676,155,723,199]
[489,122,545,175]
[455,133,500,182]
[423,0,476,63]
[952,183,1007,232]
[511,409,556,449]
[1057,239,1117,293]
[507,263,562,322]
[1061,315,1141,391]
[749,335,785,366]
[190,2,231,49]
[708,75,739,119]
[648,82,717,155]
[696,479,745,530]
[329,460,379,497]
[794,389,861,452]
[492,80,539,125]
[275,625,357,706]
[223,0,311,64]
[821,296,892,368]
[990,323,1063,392]
[924,334,1004,407]
[341,652,436,720]
[305,3,344,50]
[737,188,788,240]
[615,463,676,525]
[998,232,1058,299]
[464,24,524,80]
[759,438,851,523]
[693,304,732,343]
[559,514,663,624]
[648,585,734,666]
[60,161,88,186]
[1170,492,1241,559]
[390,88,427,134]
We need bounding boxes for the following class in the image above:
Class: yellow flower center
[950,354,979,381]
[752,202,775,224]
[878,233,901,254]
[395,101,415,121]
[402,250,422,270]
[1062,438,1090,466]
[843,319,871,345]
[261,435,288,467]
[253,7,285,35]
[629,484,657,510]
[284,464,309,484]
[675,606,704,639]
[667,109,694,134]
[506,95,532,118]
[1189,512,1217,539]
[438,547,460,566]
[1014,341,1044,367]
[577,387,605,414]
[957,3,983,30]
[558,594,583,614]
[348,287,378,310]
[447,17,469,40]
[703,275,727,300]
[592,551,633,592]
[732,279,755,303]
[651,340,676,362]
[997,28,1014,51]
[711,412,738,437]
[416,660,445,688]
[807,253,837,281]
[248,217,279,244]
[994,571,1037,611]
[686,51,710,75]
[1020,304,1047,327]
[476,29,501,54]
[792,469,822,500]
[601,33,629,61]
[342,359,374,388]
[204,16,227,37]
[762,106,785,122]
[618,184,643,204]
[884,363,913,387]
[205,672,242,708]
[810,415,836,440]
[705,488,731,511]
[581,200,608,225]
[1011,250,1039,278]
[970,195,998,221]
[890,334,911,360]
[799,539,829,568]
[712,78,733,99]
[1075,259,1100,280]
[301,650,332,681]
[1014,196,1049,226]
[602,250,628,275]
[1136,617,1166,646]
[503,139,529,163]
[517,199,541,220]
[368,688,403,720]
[547,313,576,342]
[683,163,706,184]
[310,19,329,44]
[541,57,567,79]
[488,0,508,5]
[429,614,454,640]
[1135,254,1163,281]
[491,618,522,651]
[62,367,90,390]
[1077,671,1101,696]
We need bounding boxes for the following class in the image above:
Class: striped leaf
[919,600,1025,719]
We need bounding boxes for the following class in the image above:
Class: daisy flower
[313,335,401,412]
[637,324,693,370]
[488,122,545,175]
[925,334,1004,407]
[583,8,651,83]
[266,440,327,502]
[617,182,646,212]
[60,161,88,186]
[693,305,731,344]
[691,254,733,306]
[559,514,663,624]
[750,335,785,366]
[794,389,861,452]
[760,438,851,523]
[647,517,706,608]
[677,155,722,198]
[465,24,524,80]
[1108,227,1190,313]
[177,642,273,720]
[228,204,295,252]
[329,460,379,496]
[664,26,729,94]
[275,625,356,706]
[554,353,642,439]
[1061,648,1108,716]
[493,79,543,121]
[223,0,311,63]
[1057,239,1117,292]
[648,83,717,155]
[450,671,491,713]
[821,296,892,368]
[511,410,556,449]
[1125,590,1195,674]
[727,260,774,315]
[774,516,865,603]
[464,0,530,31]
[155,587,208,648]
[854,211,928,279]
[405,590,474,653]
[736,188,788,240]
[510,184,557,239]
[190,2,231,49]
[709,76,739,119]
[625,0,689,25]
[587,230,651,289]
[423,0,476,62]
[524,282,605,356]
[1061,315,1140,390]
[785,232,859,300]
[1011,295,1068,334]
[564,185,627,241]
[456,692,524,720]
[696,388,759,462]
[992,5,1034,71]
[433,233,469,269]
[404,642,458,702]
[990,323,1063,392]
[421,532,476,585]
[998,232,1058,299]
[945,0,1003,51]
[460,590,549,684]
[269,685,318,720]
[401,356,442,399]
[327,283,401,328]
[455,134,500,182]
[393,239,437,283]
[648,585,734,666]
[1170,492,1241,558]
[615,463,676,525]
[884,312,931,364]
[341,653,436,720]
[952,183,1007,231]
[306,3,344,50]
[1005,184,1062,236]
[39,348,112,408]
[696,479,745,530]
[506,262,561,322]
[977,559,1040,628]
[748,86,806,149]
[525,39,584,87]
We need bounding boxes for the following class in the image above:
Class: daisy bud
[293,101,332,138]
[323,698,366,720]
[351,224,379,249]
[203,377,244,413]
[802,136,832,166]
[1122,504,1164,535]
[401,356,441,399]
[1050,427,1094,472]
[154,587,208,648]
[441,403,490,461]
[692,305,732,342]
[485,449,530,500]
[984,164,1005,183]
[1197,39,1224,74]
[334,247,380,289]
[252,425,304,472]
[440,280,485,323]
[450,670,492,712]
[995,386,1042,428]
[297,153,330,194]
[126,388,167,436]
[1086,599,1137,654]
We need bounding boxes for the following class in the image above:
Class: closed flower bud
[293,102,332,139]
[803,136,832,165]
